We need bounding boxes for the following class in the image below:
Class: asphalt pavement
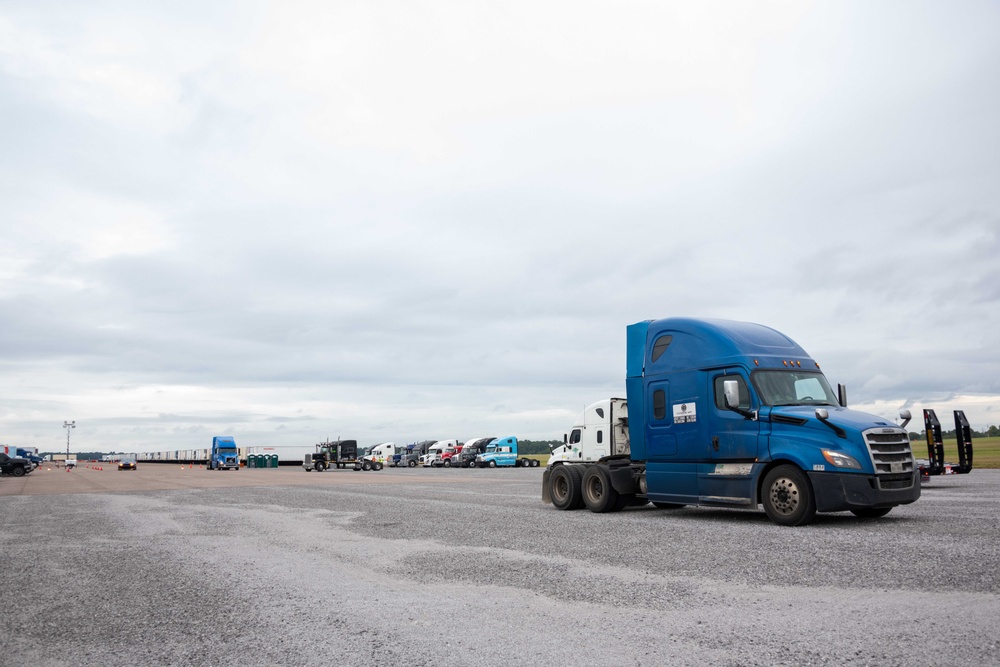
[1,465,998,666]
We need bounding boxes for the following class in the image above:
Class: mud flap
[541,468,552,504]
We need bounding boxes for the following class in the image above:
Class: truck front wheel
[762,465,816,526]
[550,465,584,510]
[582,466,624,513]
[315,462,326,472]
[488,460,497,468]
[12,466,25,477]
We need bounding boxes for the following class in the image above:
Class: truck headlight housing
[821,449,862,470]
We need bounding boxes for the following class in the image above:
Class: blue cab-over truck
[542,318,920,526]
[208,436,241,471]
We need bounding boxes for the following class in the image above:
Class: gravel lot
[2,467,999,666]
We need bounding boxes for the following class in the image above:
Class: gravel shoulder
[2,467,998,666]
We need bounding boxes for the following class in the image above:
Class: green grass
[916,436,1000,469]
[523,454,550,466]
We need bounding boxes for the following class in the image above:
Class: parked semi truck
[455,437,494,467]
[426,439,460,467]
[477,436,539,468]
[542,318,920,526]
[303,440,367,471]
[15,448,42,469]
[359,442,397,470]
[208,436,240,470]
[391,440,435,467]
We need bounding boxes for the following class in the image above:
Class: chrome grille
[863,428,915,489]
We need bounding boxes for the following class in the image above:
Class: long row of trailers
[132,446,312,465]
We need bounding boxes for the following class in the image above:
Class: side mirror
[723,379,757,420]
[899,409,911,429]
[723,380,740,409]
[563,433,567,445]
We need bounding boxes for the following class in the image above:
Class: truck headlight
[821,449,862,469]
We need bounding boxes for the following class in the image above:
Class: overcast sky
[2,1,998,454]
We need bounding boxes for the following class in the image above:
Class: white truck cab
[548,398,629,466]
[425,439,459,467]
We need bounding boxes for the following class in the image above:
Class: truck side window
[653,389,666,420]
[597,430,603,444]
[713,375,750,410]
[651,335,673,362]
[569,429,581,444]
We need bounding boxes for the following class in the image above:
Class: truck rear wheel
[762,465,816,526]
[550,465,584,510]
[582,466,623,513]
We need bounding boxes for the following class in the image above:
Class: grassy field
[524,437,1000,469]
[915,436,1000,468]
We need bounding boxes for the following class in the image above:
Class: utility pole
[63,421,75,458]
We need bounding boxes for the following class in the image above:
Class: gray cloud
[2,1,999,452]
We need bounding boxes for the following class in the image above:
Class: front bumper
[808,470,920,512]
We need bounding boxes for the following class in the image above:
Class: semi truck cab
[544,318,920,526]
[209,436,240,470]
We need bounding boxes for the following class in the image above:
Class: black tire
[374,462,384,471]
[488,460,497,468]
[549,465,585,510]
[582,466,622,513]
[761,465,816,526]
[444,459,451,467]
[12,466,25,477]
[532,460,540,467]
[362,461,372,471]
[651,501,686,509]
[408,460,416,468]
[315,462,326,472]
[850,507,892,518]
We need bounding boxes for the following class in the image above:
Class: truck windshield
[752,370,839,407]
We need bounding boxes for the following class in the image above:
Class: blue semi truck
[542,318,920,526]
[476,436,539,468]
[208,436,241,471]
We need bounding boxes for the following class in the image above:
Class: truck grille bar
[863,429,915,489]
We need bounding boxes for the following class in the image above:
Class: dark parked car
[0,453,33,477]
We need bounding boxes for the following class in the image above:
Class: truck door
[709,371,760,461]
[697,371,760,504]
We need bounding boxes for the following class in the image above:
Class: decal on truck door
[673,402,697,423]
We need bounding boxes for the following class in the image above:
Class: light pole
[63,421,75,459]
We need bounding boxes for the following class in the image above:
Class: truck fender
[542,467,552,504]
[608,465,637,496]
